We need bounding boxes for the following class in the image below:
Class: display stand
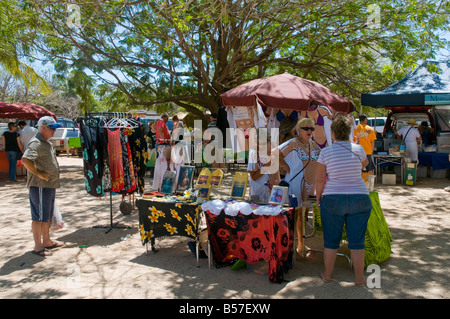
[93,191,131,234]
[82,112,138,234]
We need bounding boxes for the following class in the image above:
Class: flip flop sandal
[45,242,63,249]
[32,249,52,257]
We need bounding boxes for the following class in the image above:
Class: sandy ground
[0,155,448,299]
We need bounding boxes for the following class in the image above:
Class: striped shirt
[317,141,368,195]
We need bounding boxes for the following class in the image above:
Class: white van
[355,117,386,134]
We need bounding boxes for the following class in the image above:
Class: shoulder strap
[289,140,312,182]
[403,126,413,140]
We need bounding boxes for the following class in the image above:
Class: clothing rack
[82,111,139,234]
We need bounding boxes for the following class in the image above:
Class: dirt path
[0,156,448,299]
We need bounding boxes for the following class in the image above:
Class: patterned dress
[79,119,104,197]
[107,129,125,193]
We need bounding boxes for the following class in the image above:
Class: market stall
[202,199,294,284]
[77,113,148,233]
[0,102,57,120]
[1,101,57,174]
[220,72,355,154]
[361,61,450,180]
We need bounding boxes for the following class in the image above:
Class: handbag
[16,150,23,160]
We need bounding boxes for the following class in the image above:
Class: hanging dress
[107,128,125,192]
[79,119,104,197]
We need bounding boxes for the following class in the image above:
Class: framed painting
[176,165,195,192]
[196,168,212,187]
[269,186,288,205]
[161,171,176,194]
[197,185,212,200]
[210,169,224,187]
[230,172,248,199]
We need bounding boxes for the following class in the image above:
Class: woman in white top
[279,118,321,255]
[396,118,422,162]
[315,115,373,286]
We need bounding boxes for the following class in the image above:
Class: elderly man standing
[22,116,62,257]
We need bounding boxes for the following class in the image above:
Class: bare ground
[0,156,448,299]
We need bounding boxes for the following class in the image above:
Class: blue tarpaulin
[361,61,450,107]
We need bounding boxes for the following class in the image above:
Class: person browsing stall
[247,128,279,204]
[315,115,372,286]
[2,122,24,182]
[279,117,321,255]
[395,118,421,162]
[21,116,62,257]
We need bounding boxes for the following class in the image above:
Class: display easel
[83,112,138,234]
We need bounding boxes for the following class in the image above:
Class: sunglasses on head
[300,127,315,131]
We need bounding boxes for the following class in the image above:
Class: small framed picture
[210,169,224,187]
[161,171,176,194]
[269,186,288,205]
[197,185,211,200]
[176,165,195,192]
[196,168,211,187]
[230,172,248,199]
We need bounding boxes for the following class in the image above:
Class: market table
[373,154,404,182]
[136,198,201,256]
[418,152,450,170]
[201,200,294,283]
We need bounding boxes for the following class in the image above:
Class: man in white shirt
[396,118,421,162]
[18,121,38,151]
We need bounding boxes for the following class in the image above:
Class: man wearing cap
[21,116,62,257]
[396,118,422,162]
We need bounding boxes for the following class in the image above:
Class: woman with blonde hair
[279,117,321,254]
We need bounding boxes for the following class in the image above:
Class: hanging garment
[128,124,148,194]
[119,130,135,193]
[79,119,104,197]
[124,130,137,193]
[107,128,125,192]
[99,126,111,193]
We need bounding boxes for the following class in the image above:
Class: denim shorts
[29,187,56,222]
[320,194,372,250]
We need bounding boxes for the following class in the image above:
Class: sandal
[32,249,52,257]
[45,242,63,249]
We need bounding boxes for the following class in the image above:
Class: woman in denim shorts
[315,115,372,286]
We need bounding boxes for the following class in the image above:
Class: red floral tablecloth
[204,208,294,283]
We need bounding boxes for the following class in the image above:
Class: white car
[355,117,386,134]
[49,127,81,155]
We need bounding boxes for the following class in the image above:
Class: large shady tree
[25,0,450,117]
[0,0,51,97]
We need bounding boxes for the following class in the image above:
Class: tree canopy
[0,0,51,97]
[10,0,450,117]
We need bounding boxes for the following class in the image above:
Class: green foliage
[10,0,450,114]
[0,0,51,95]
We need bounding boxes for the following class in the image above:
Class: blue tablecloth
[418,152,450,170]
